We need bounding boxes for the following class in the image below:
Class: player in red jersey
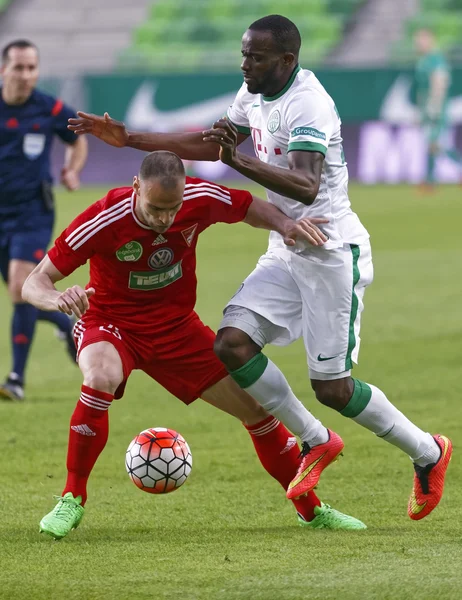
[23,151,366,539]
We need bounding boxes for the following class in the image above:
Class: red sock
[245,415,321,521]
[62,385,114,505]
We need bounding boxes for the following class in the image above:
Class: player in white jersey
[223,67,368,252]
[68,15,451,521]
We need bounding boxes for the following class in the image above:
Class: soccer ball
[125,427,192,494]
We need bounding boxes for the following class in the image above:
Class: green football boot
[39,492,85,540]
[298,503,367,530]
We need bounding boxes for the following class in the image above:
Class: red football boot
[408,434,452,521]
[287,430,344,500]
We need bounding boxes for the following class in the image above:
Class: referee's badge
[23,133,46,160]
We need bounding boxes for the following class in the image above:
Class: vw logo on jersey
[267,110,281,134]
[148,247,174,270]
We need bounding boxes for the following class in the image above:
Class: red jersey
[48,177,252,335]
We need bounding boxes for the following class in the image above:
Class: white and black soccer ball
[125,427,192,494]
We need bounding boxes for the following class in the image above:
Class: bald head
[139,151,185,189]
[133,151,185,234]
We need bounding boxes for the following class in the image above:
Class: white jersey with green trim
[227,66,369,251]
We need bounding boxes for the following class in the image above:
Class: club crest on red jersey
[116,241,143,262]
[181,224,198,247]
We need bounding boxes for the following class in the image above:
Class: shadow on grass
[3,523,406,550]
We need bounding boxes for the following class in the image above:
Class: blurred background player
[414,28,462,189]
[0,39,88,400]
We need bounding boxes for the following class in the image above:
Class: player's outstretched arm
[244,197,328,247]
[68,111,248,161]
[203,119,323,204]
[22,256,95,319]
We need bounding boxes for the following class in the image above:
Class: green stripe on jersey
[345,244,361,370]
[227,119,251,135]
[288,141,326,155]
[263,65,301,102]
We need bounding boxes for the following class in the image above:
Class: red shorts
[73,311,228,404]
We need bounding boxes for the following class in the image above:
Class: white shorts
[219,242,373,380]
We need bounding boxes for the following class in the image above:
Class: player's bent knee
[214,327,255,364]
[79,342,124,395]
[82,365,122,395]
[311,378,354,411]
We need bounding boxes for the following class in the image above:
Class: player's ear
[283,53,296,67]
[133,175,140,195]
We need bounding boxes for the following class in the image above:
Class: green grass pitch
[0,183,461,600]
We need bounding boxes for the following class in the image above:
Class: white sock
[243,358,329,446]
[347,381,440,466]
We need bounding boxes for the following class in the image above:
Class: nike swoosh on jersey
[317,353,340,362]
[124,82,236,131]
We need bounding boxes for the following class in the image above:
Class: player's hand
[61,167,80,191]
[55,286,95,319]
[202,118,238,165]
[68,111,128,148]
[282,217,329,247]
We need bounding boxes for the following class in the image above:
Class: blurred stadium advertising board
[50,70,462,184]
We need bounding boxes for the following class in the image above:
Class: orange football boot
[408,434,453,521]
[286,430,344,500]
